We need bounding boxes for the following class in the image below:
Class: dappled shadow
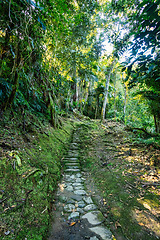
[80,120,160,240]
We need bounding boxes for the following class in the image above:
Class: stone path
[49,132,113,240]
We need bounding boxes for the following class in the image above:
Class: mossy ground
[0,111,74,239]
[1,114,160,240]
[78,120,160,240]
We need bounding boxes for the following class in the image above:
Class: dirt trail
[49,120,160,240]
[48,131,114,240]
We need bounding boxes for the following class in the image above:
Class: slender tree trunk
[114,78,116,120]
[123,83,127,123]
[76,78,79,104]
[154,114,160,133]
[72,64,77,104]
[101,77,110,121]
[101,68,114,121]
[101,60,115,122]
[87,79,94,117]
[95,96,99,119]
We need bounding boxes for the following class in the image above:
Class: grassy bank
[0,111,74,239]
[78,120,160,240]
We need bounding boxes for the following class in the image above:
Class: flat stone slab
[70,147,79,150]
[71,195,83,201]
[64,157,78,161]
[65,163,80,166]
[65,169,80,173]
[74,190,87,195]
[65,185,74,191]
[66,165,80,169]
[70,175,76,179]
[84,204,97,211]
[83,196,93,204]
[68,153,79,157]
[81,211,104,226]
[70,143,78,146]
[89,226,113,240]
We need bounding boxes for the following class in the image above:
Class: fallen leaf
[139,222,144,226]
[70,221,76,226]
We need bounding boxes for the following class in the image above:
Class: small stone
[89,226,113,240]
[70,175,76,179]
[77,200,86,208]
[68,212,80,220]
[4,231,10,236]
[81,211,104,225]
[76,173,82,178]
[74,190,87,195]
[84,204,97,211]
[71,195,83,201]
[76,178,83,183]
[83,196,93,204]
[64,204,75,212]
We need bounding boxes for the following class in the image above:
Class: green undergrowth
[0,111,74,239]
[78,120,160,240]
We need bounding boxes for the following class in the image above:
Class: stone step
[65,162,80,166]
[50,135,113,240]
[67,155,79,158]
[69,146,79,150]
[65,165,79,169]
[64,157,78,160]
[63,160,79,164]
[65,169,80,173]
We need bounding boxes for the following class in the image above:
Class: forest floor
[1,112,160,240]
[76,119,160,240]
[0,111,74,240]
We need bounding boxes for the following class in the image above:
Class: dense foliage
[1,1,160,239]
[0,0,159,128]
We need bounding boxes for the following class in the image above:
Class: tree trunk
[101,61,115,122]
[154,114,160,133]
[72,64,77,104]
[123,83,127,123]
[101,77,110,121]
[49,92,57,128]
